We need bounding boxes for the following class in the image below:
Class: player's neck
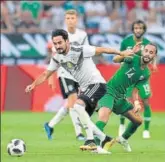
[133,35,142,43]
[65,44,70,55]
[67,27,76,34]
[140,57,147,69]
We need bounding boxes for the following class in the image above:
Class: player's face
[142,44,156,63]
[65,14,78,28]
[52,36,68,54]
[133,24,145,39]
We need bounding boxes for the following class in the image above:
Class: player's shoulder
[143,36,150,44]
[76,28,87,36]
[133,54,141,62]
[70,44,83,52]
[122,34,133,41]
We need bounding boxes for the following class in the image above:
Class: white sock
[73,103,94,140]
[89,121,106,141]
[69,108,83,136]
[48,107,68,128]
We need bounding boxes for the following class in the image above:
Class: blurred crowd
[1,0,165,34]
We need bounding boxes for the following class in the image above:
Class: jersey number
[143,84,150,94]
[125,68,135,78]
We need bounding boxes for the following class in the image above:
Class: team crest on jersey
[139,75,144,80]
[67,62,73,68]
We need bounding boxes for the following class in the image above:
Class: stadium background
[1,1,165,112]
[1,1,165,162]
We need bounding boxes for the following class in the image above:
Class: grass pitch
[1,112,165,162]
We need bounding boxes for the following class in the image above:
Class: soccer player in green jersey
[96,43,157,152]
[119,20,154,139]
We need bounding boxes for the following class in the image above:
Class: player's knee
[73,102,85,113]
[68,93,78,108]
[98,107,111,123]
[135,118,143,126]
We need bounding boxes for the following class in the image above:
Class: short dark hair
[147,42,158,55]
[51,29,68,40]
[132,20,147,33]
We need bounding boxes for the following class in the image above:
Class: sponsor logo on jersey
[67,62,73,68]
[127,46,133,50]
[68,85,74,91]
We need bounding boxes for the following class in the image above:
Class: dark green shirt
[107,55,150,99]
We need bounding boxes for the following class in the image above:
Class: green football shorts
[98,93,133,115]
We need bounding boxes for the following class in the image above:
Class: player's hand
[48,76,56,91]
[151,64,158,73]
[120,49,134,57]
[133,42,142,53]
[25,84,35,93]
[48,81,56,91]
[133,100,141,113]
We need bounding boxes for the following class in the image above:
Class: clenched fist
[133,100,142,113]
[25,84,34,93]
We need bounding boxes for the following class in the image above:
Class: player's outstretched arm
[132,88,141,113]
[25,70,54,93]
[113,42,141,63]
[113,55,125,63]
[48,74,56,91]
[113,52,134,63]
[95,47,134,56]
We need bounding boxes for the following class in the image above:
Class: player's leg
[96,94,114,132]
[44,77,84,140]
[138,81,152,138]
[63,79,85,140]
[75,83,112,150]
[94,94,117,150]
[119,86,134,136]
[118,109,142,152]
[115,99,142,152]
[68,93,85,141]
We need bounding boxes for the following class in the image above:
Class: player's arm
[82,45,133,58]
[25,58,59,93]
[112,38,127,63]
[95,47,134,56]
[150,58,158,72]
[132,88,141,113]
[113,42,142,63]
[25,70,55,93]
[48,73,55,90]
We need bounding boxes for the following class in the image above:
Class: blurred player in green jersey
[119,20,156,139]
[96,43,157,152]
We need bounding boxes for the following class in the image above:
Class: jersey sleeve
[47,58,59,71]
[124,55,140,64]
[123,57,133,64]
[135,77,150,90]
[82,45,96,57]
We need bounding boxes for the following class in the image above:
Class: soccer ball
[7,139,26,156]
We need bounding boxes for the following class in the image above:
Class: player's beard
[57,46,67,54]
[142,56,153,64]
[134,32,144,39]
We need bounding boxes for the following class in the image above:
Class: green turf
[1,112,165,162]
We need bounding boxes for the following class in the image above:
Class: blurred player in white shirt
[45,10,89,141]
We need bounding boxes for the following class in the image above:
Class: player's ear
[66,39,69,44]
